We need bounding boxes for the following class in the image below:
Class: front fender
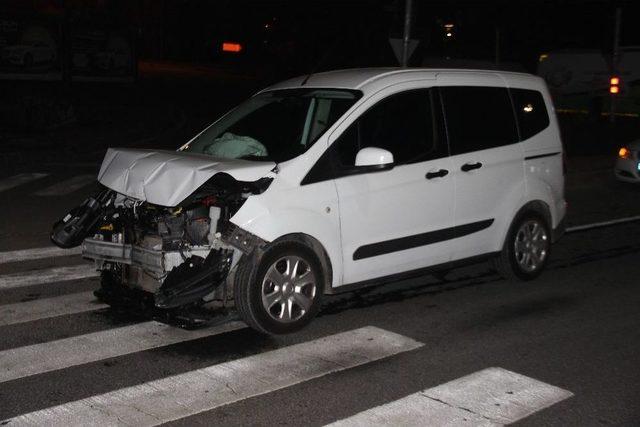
[230,196,343,288]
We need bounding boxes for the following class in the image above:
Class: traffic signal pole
[401,0,413,67]
[610,7,621,123]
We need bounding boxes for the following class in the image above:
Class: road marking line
[0,291,107,327]
[0,320,247,384]
[0,265,99,290]
[0,173,48,193]
[0,246,82,264]
[566,215,640,233]
[4,326,423,426]
[327,367,572,426]
[33,174,95,196]
[328,391,496,426]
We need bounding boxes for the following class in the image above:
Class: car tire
[492,213,551,281]
[234,241,324,335]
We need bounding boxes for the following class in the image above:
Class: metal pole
[401,0,413,67]
[495,27,500,66]
[610,7,621,123]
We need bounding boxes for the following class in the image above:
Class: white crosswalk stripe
[0,246,82,264]
[327,367,573,426]
[0,173,49,193]
[0,320,247,383]
[0,291,107,327]
[0,264,98,290]
[33,174,95,196]
[4,326,423,426]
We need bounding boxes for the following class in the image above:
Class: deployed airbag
[202,132,268,159]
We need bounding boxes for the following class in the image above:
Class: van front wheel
[493,215,550,281]
[234,242,324,334]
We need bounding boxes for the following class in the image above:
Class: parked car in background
[615,140,640,183]
[52,68,566,335]
[1,40,56,67]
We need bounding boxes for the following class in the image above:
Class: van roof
[265,67,541,92]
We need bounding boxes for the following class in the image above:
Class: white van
[52,68,566,334]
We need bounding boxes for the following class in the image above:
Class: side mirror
[355,147,395,170]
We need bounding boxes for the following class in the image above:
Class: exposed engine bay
[51,172,272,327]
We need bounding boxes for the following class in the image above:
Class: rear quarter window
[510,88,550,141]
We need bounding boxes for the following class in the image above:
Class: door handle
[461,162,483,172]
[426,169,449,179]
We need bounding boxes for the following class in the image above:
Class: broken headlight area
[51,173,271,325]
[50,187,116,248]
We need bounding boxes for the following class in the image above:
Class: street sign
[389,38,418,65]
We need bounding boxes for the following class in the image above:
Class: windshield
[181,88,361,163]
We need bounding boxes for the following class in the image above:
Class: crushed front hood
[97,148,275,206]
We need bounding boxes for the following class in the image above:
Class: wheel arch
[267,233,334,295]
[499,200,552,251]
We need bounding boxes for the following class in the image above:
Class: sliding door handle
[461,162,482,172]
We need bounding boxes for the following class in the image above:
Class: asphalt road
[0,163,639,426]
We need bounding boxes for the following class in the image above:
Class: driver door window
[334,88,446,167]
[303,88,447,185]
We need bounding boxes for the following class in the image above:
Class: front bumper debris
[82,238,213,276]
[82,237,234,310]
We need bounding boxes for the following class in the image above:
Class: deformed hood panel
[97,148,276,206]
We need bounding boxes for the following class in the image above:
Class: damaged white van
[51,68,566,334]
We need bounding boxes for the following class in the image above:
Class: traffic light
[610,76,620,94]
[443,23,454,39]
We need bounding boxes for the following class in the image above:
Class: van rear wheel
[234,242,324,334]
[493,214,550,281]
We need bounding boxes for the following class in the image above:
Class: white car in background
[52,68,566,334]
[615,140,640,183]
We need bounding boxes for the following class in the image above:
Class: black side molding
[353,219,494,260]
[524,152,561,161]
[328,252,500,294]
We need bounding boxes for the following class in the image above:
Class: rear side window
[441,86,519,155]
[510,89,550,140]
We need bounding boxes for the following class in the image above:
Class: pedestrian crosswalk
[0,172,94,196]
[0,291,106,327]
[32,174,96,196]
[7,327,423,426]
[0,246,82,264]
[0,243,574,426]
[0,264,98,290]
[0,173,49,193]
[0,320,247,384]
[327,367,573,426]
